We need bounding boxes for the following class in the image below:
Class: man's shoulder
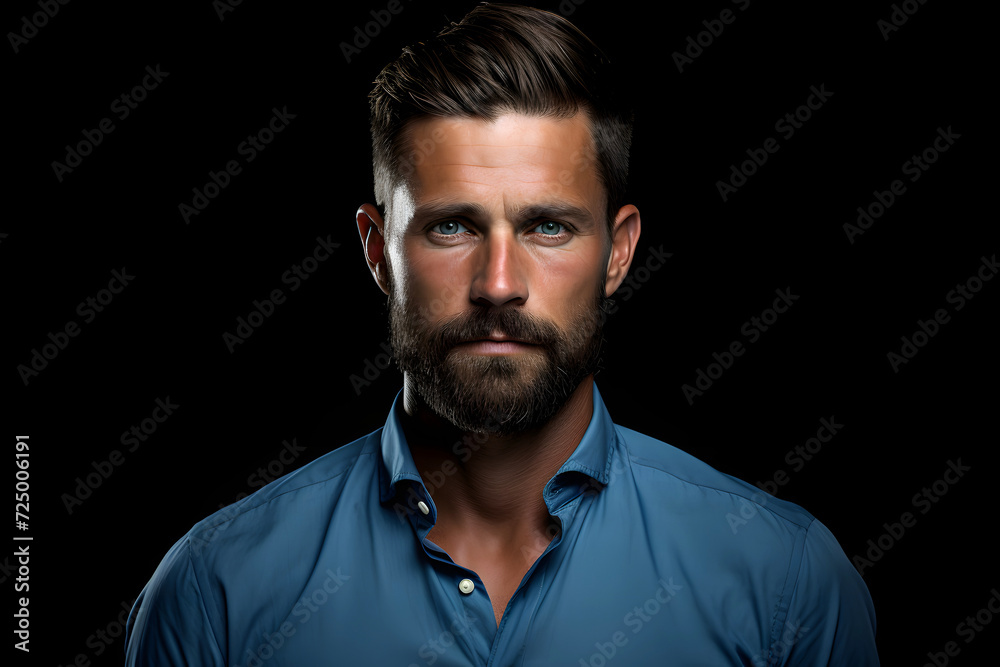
[613,424,815,532]
[185,428,382,552]
[610,424,865,605]
[611,424,877,661]
[125,428,386,659]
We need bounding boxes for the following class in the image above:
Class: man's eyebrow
[410,201,490,225]
[511,203,596,227]
[410,201,597,227]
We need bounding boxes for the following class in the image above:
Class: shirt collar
[377,381,617,506]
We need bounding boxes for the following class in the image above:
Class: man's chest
[425,525,553,628]
[221,536,776,667]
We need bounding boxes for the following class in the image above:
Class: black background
[5,0,996,664]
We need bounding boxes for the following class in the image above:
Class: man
[125,3,878,665]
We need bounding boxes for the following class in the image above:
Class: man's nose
[469,231,528,307]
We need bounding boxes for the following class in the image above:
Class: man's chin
[433,395,564,436]
[411,358,586,436]
[444,347,548,378]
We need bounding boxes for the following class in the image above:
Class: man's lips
[452,336,541,354]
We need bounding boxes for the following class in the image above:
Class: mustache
[430,307,561,351]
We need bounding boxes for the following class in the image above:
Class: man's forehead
[405,111,595,155]
[392,112,602,222]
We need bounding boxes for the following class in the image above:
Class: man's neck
[400,377,595,541]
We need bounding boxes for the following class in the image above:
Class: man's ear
[357,203,389,295]
[604,204,641,297]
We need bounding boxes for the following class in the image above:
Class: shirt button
[417,501,430,515]
[458,578,475,594]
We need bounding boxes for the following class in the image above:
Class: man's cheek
[413,281,463,322]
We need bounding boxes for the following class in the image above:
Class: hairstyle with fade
[368,2,633,233]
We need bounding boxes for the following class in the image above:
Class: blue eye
[533,221,564,235]
[432,220,469,235]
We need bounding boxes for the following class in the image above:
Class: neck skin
[400,375,595,551]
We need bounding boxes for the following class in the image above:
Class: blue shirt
[125,384,878,666]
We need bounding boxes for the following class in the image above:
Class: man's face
[384,113,613,435]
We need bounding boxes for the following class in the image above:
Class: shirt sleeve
[777,518,879,666]
[124,536,226,667]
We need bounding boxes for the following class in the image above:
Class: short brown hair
[368,2,633,230]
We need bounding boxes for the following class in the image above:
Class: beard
[388,277,611,436]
